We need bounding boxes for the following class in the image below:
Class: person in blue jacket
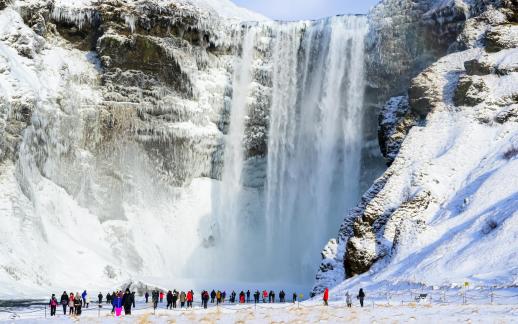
[81,290,87,307]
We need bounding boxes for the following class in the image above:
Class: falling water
[265,16,368,284]
[217,16,368,287]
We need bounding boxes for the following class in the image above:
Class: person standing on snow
[346,291,352,308]
[68,293,75,315]
[323,288,329,306]
[49,294,58,316]
[292,292,297,303]
[98,292,103,304]
[202,290,209,309]
[216,290,221,305]
[180,291,186,308]
[263,290,268,303]
[60,291,69,315]
[210,290,216,303]
[159,291,164,303]
[246,290,250,303]
[144,291,149,303]
[122,289,132,315]
[357,288,365,307]
[187,290,194,308]
[254,290,260,303]
[166,291,173,309]
[74,294,83,316]
[173,290,179,309]
[152,290,159,310]
[81,290,87,307]
[106,292,112,305]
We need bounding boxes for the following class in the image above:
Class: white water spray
[216,16,368,286]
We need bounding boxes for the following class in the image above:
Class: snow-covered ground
[2,292,518,323]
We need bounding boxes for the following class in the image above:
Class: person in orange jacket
[323,288,329,306]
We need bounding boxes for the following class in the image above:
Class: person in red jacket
[159,291,164,303]
[323,288,329,306]
[186,290,193,308]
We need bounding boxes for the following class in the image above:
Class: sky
[231,0,380,21]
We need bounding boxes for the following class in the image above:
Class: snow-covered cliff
[0,0,376,296]
[314,0,518,294]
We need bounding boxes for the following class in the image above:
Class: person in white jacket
[346,292,352,308]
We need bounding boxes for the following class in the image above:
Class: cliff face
[0,0,374,294]
[314,0,518,294]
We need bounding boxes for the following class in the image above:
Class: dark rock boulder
[454,75,488,106]
[464,58,493,75]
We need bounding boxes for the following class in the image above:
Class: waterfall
[216,15,368,286]
[214,27,257,278]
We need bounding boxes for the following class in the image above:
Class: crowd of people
[47,287,367,317]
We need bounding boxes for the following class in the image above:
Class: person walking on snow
[210,290,216,303]
[49,294,58,316]
[357,288,365,307]
[254,290,260,303]
[323,288,329,306]
[263,290,268,303]
[159,291,164,303]
[60,291,69,315]
[98,292,103,304]
[246,290,250,303]
[293,292,297,303]
[145,291,149,303]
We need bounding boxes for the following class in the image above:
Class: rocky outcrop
[454,75,489,106]
[486,24,518,52]
[378,96,417,165]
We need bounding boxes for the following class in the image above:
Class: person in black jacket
[145,291,149,303]
[166,291,173,309]
[357,288,365,307]
[122,289,133,315]
[131,292,136,308]
[210,290,216,303]
[98,292,103,304]
[60,291,69,315]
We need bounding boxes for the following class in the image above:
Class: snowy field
[2,288,518,323]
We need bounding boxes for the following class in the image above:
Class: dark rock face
[485,24,518,52]
[454,75,488,106]
[378,96,417,164]
[464,58,493,75]
[98,34,193,96]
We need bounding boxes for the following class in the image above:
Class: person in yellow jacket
[216,290,222,305]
